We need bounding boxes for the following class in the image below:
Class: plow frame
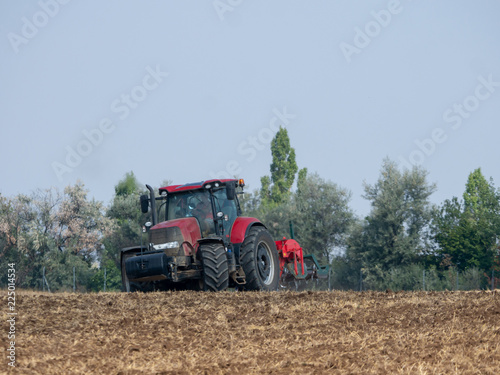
[276,237,332,290]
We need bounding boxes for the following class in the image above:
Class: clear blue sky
[1,0,499,218]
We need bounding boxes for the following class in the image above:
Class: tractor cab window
[165,187,238,237]
[212,188,238,231]
[166,191,215,236]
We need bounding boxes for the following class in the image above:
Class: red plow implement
[276,237,331,290]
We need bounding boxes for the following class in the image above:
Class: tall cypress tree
[260,127,298,207]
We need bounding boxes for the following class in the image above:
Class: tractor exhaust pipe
[146,184,158,225]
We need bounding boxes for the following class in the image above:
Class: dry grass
[2,290,500,374]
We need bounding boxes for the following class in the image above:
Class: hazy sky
[1,0,499,218]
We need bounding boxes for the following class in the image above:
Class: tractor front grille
[149,227,183,254]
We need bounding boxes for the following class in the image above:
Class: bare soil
[3,290,500,374]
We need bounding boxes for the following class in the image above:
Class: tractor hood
[149,217,202,256]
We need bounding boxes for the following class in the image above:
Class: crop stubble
[2,290,500,374]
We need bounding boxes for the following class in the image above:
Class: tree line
[1,128,499,291]
[242,128,499,290]
[0,173,149,291]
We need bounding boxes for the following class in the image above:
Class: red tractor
[121,179,280,292]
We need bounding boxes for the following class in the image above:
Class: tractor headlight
[153,241,179,250]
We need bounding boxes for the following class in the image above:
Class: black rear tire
[199,243,229,291]
[240,226,280,291]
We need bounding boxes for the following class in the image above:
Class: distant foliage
[293,172,354,263]
[103,172,149,270]
[115,171,141,197]
[89,258,122,292]
[56,183,115,258]
[432,168,500,272]
[0,182,114,290]
[345,159,437,286]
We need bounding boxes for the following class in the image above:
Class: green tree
[260,127,298,207]
[56,182,114,261]
[88,258,122,292]
[42,248,95,292]
[0,183,113,291]
[293,172,354,263]
[238,185,262,218]
[347,159,436,286]
[115,171,141,197]
[103,172,146,270]
[331,220,365,289]
[0,191,54,287]
[253,170,354,267]
[433,168,500,271]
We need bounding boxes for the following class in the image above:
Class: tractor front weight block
[125,253,193,282]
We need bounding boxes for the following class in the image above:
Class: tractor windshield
[165,187,239,237]
[166,190,215,236]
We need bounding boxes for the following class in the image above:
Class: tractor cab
[159,181,240,239]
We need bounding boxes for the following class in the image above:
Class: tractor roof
[159,179,239,194]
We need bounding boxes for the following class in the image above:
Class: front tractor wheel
[241,227,280,291]
[199,243,229,292]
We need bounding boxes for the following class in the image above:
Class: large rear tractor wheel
[241,227,280,291]
[199,243,229,292]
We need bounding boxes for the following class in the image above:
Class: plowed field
[3,290,500,374]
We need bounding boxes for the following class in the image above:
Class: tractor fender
[120,246,148,261]
[197,237,225,245]
[197,237,225,255]
[230,217,266,244]
[120,246,149,273]
[229,217,266,273]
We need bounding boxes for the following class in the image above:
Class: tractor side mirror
[226,182,236,200]
[140,194,149,213]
